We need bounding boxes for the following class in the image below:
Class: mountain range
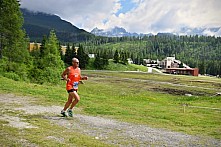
[175,27,221,36]
[21,8,94,42]
[21,8,221,42]
[91,27,153,37]
[91,26,221,37]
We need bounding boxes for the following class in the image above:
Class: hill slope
[21,8,94,42]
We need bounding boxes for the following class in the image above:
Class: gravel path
[1,94,220,146]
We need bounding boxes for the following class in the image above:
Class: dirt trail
[0,94,220,146]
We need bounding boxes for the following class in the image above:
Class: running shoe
[61,110,67,117]
[67,109,73,117]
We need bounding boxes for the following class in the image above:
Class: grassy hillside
[0,71,220,139]
[106,60,148,71]
[86,59,148,72]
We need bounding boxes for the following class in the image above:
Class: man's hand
[82,76,88,80]
[79,81,85,84]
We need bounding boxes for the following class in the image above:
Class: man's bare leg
[63,93,74,111]
[69,91,80,109]
[61,92,79,117]
[61,93,75,117]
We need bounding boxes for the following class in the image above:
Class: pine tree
[198,60,206,75]
[40,35,47,57]
[122,51,128,65]
[64,43,72,66]
[45,30,60,56]
[94,52,101,69]
[93,51,109,70]
[71,43,77,58]
[76,44,89,69]
[102,50,109,67]
[29,30,64,84]
[114,50,119,63]
[58,42,64,61]
[0,0,29,62]
[43,30,64,69]
[0,0,31,80]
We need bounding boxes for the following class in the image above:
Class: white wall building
[88,54,95,58]
[160,57,176,68]
[127,58,133,64]
[160,56,190,69]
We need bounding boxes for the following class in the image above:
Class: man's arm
[61,68,69,81]
[79,69,88,80]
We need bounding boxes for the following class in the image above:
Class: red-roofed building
[166,68,199,76]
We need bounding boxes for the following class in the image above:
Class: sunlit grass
[0,71,220,139]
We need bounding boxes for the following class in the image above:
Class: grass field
[86,59,148,72]
[106,62,148,72]
[0,71,221,141]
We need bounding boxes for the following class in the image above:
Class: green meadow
[0,71,221,139]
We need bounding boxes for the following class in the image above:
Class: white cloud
[21,0,221,34]
[21,0,121,31]
[110,0,221,34]
[202,28,221,36]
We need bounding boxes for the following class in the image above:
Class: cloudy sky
[20,0,221,34]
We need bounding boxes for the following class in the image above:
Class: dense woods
[82,35,221,75]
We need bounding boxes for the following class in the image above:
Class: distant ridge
[91,26,221,37]
[91,26,153,37]
[21,8,94,42]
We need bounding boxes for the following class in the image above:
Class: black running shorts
[67,89,77,93]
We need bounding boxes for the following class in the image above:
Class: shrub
[3,72,21,81]
[0,57,9,73]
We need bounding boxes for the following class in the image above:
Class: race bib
[73,82,78,89]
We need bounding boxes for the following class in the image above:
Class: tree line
[0,0,90,83]
[82,35,221,75]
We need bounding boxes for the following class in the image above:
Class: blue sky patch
[116,0,138,16]
[102,18,109,24]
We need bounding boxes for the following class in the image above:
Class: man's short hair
[72,58,79,62]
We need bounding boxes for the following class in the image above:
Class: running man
[61,58,88,117]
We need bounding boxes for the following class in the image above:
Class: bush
[3,72,21,81]
[42,67,62,84]
[29,66,63,84]
[0,57,29,81]
[0,56,9,73]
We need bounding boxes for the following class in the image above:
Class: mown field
[0,71,221,140]
[86,59,150,72]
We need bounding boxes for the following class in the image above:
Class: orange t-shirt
[66,66,81,90]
